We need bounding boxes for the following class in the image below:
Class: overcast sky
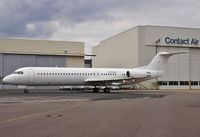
[0,0,200,57]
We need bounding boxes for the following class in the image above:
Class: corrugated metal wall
[1,54,66,88]
[157,47,200,89]
[189,49,200,89]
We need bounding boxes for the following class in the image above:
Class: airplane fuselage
[3,67,162,86]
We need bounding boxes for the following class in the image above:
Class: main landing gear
[24,89,29,94]
[93,87,99,93]
[103,88,110,93]
[92,87,111,93]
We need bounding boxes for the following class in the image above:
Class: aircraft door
[28,69,35,84]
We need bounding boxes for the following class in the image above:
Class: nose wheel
[24,89,29,94]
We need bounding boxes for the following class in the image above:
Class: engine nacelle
[126,70,151,78]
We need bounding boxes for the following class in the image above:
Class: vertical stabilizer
[147,52,187,71]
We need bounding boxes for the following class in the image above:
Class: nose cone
[3,76,11,84]
[3,75,15,84]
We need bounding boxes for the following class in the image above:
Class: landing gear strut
[103,88,110,93]
[24,89,29,94]
[93,87,99,93]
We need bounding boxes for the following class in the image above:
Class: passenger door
[28,69,35,85]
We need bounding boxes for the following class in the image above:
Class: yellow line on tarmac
[0,106,77,124]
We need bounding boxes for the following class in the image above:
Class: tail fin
[147,52,187,71]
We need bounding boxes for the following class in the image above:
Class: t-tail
[146,52,187,71]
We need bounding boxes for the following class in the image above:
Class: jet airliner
[3,52,185,94]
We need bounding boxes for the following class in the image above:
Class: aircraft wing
[84,77,132,86]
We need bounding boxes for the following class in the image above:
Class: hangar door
[1,54,66,88]
[157,47,189,89]
[35,55,66,67]
[189,48,200,89]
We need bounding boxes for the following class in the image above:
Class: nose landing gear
[24,89,29,94]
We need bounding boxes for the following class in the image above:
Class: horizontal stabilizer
[160,52,188,56]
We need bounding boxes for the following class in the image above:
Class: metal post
[0,54,3,89]
[189,49,191,90]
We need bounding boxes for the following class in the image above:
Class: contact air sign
[165,37,199,46]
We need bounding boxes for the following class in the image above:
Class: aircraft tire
[103,88,110,93]
[24,89,29,94]
[93,88,99,93]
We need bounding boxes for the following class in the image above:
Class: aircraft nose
[3,75,12,84]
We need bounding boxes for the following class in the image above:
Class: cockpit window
[13,71,23,75]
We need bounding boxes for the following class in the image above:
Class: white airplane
[3,52,185,94]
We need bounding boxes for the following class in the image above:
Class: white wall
[143,26,200,47]
[92,27,139,68]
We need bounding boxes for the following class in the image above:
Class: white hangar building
[0,38,85,89]
[92,25,200,89]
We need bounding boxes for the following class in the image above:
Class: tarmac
[0,89,200,137]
